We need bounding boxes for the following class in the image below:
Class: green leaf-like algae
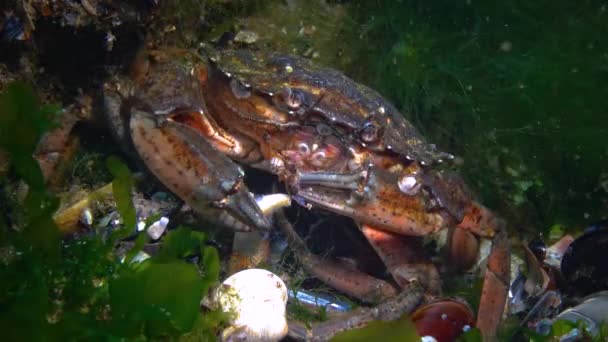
[330,315,420,342]
[105,156,137,238]
[110,260,205,338]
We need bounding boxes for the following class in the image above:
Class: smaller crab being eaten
[102,46,510,340]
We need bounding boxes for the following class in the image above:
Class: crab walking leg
[360,225,441,296]
[33,110,81,188]
[456,201,510,340]
[275,210,399,304]
[288,282,424,341]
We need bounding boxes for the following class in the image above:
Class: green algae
[0,83,222,340]
[331,0,608,235]
[330,314,420,341]
[2,0,607,339]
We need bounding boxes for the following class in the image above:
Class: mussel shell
[560,220,608,296]
[528,236,546,262]
[410,299,474,342]
[1,16,25,42]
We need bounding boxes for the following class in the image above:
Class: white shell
[255,193,291,216]
[147,216,169,240]
[208,269,288,342]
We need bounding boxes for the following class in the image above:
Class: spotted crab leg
[360,225,441,297]
[275,210,424,341]
[456,201,510,341]
[275,210,399,304]
[288,282,424,341]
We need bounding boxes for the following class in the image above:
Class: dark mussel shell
[1,15,26,42]
[528,236,547,262]
[410,299,475,342]
[560,220,608,296]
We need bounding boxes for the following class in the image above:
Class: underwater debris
[288,289,352,313]
[205,268,289,342]
[52,182,113,234]
[561,220,608,296]
[234,30,259,45]
[536,291,608,340]
[1,12,29,42]
[410,299,475,342]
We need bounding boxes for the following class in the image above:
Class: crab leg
[456,201,510,340]
[276,211,427,341]
[288,282,424,341]
[276,210,399,304]
[360,224,441,296]
[33,107,81,189]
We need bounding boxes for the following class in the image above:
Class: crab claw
[295,167,447,236]
[129,109,271,231]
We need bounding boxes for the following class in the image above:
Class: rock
[234,30,259,45]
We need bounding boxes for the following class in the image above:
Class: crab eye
[297,142,310,155]
[360,123,381,143]
[308,143,341,168]
[282,87,304,109]
[230,79,251,99]
[309,150,328,167]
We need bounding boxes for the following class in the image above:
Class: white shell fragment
[147,216,169,240]
[136,216,169,240]
[421,336,438,342]
[120,251,150,264]
[254,193,292,216]
[206,269,288,342]
[474,238,493,271]
[79,207,94,227]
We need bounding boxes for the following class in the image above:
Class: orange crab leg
[456,201,510,340]
[360,225,441,296]
[33,109,81,189]
[276,211,399,304]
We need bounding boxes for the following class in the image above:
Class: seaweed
[334,0,608,236]
[105,156,137,239]
[330,314,420,341]
[0,82,222,340]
